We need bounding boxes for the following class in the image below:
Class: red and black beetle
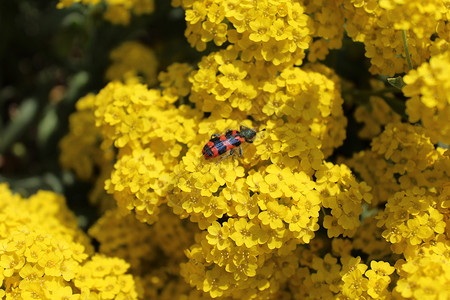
[202,125,257,162]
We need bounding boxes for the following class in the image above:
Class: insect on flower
[202,125,259,163]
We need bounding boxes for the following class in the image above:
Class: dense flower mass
[0,184,139,299]
[345,123,450,298]
[176,0,312,65]
[304,0,345,61]
[88,207,199,299]
[94,80,201,223]
[403,51,450,144]
[343,0,450,75]
[31,0,450,298]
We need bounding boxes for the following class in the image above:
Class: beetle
[202,125,257,163]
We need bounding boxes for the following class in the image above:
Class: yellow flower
[75,255,138,299]
[207,3,225,24]
[185,1,206,24]
[60,259,79,281]
[263,226,285,250]
[323,215,344,238]
[218,62,247,90]
[285,204,308,233]
[209,160,245,186]
[339,257,369,298]
[365,261,395,281]
[231,189,259,220]
[18,264,44,281]
[257,200,288,230]
[202,21,228,46]
[315,162,342,183]
[201,195,229,220]
[228,219,257,248]
[194,173,221,197]
[228,247,259,279]
[1,253,25,277]
[38,252,63,277]
[249,16,272,42]
[260,173,283,198]
[206,221,231,250]
[104,4,130,25]
[203,266,232,298]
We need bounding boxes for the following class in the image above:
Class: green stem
[402,30,413,70]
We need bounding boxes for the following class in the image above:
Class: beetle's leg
[238,146,243,157]
[211,134,220,139]
[216,148,235,165]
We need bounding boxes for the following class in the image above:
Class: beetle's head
[239,125,257,143]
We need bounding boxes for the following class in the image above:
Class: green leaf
[37,105,58,149]
[0,98,39,154]
[387,76,406,90]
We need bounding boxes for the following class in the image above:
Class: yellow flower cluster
[94,80,201,223]
[304,0,345,61]
[106,41,159,86]
[345,123,450,297]
[176,0,312,66]
[163,113,362,298]
[343,0,450,75]
[317,162,373,238]
[0,184,138,299]
[378,188,446,251]
[88,207,199,299]
[57,0,154,25]
[346,123,448,207]
[403,50,450,144]
[75,255,138,299]
[285,244,396,299]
